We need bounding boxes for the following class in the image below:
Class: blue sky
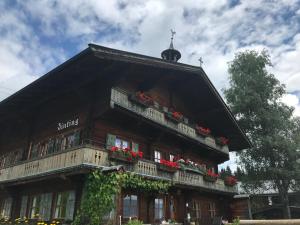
[1,0,300,170]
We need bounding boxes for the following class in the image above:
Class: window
[29,193,52,220]
[0,149,23,168]
[191,200,201,220]
[0,197,12,219]
[154,198,164,220]
[154,150,161,163]
[123,195,138,218]
[208,202,216,218]
[115,138,129,150]
[54,191,75,220]
[169,154,175,162]
[19,195,28,218]
[29,130,81,159]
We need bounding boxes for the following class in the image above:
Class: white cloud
[281,93,300,117]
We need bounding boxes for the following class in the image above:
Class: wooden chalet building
[0,41,250,225]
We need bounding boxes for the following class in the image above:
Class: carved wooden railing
[0,146,108,182]
[174,170,237,193]
[0,147,236,193]
[110,88,229,155]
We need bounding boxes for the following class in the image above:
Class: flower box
[203,169,219,183]
[129,91,153,107]
[109,146,143,163]
[195,125,211,137]
[165,111,183,123]
[203,174,218,182]
[158,164,178,173]
[184,166,205,174]
[224,176,237,186]
[216,137,229,146]
[177,159,206,175]
[158,159,179,173]
[109,151,138,163]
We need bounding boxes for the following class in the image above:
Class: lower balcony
[0,146,237,194]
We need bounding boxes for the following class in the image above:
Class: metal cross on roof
[171,29,176,40]
[198,57,203,67]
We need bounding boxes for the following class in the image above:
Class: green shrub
[125,219,143,225]
[232,218,240,225]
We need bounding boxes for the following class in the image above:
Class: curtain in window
[123,195,138,218]
[0,197,12,219]
[19,195,28,218]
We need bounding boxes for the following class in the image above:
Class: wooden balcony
[110,88,229,155]
[0,146,108,183]
[0,147,236,194]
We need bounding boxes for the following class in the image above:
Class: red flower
[111,146,118,152]
[172,111,183,120]
[225,176,237,185]
[160,159,179,169]
[196,125,211,135]
[206,169,219,178]
[130,151,137,157]
[218,137,229,145]
[138,151,143,158]
[136,91,153,103]
[123,147,130,152]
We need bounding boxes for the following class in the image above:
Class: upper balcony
[0,145,237,194]
[110,88,229,155]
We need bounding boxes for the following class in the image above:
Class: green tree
[224,50,300,218]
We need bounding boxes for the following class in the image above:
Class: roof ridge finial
[170,29,176,49]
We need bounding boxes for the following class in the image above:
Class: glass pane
[115,139,122,148]
[20,196,28,218]
[122,141,129,149]
[66,191,75,220]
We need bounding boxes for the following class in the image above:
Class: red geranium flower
[138,151,143,158]
[111,146,118,152]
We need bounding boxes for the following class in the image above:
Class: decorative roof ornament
[161,29,181,62]
[198,57,203,67]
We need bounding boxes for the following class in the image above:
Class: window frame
[122,194,138,218]
[154,197,164,220]
[53,190,76,220]
[154,150,161,163]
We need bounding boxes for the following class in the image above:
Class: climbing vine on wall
[72,170,172,225]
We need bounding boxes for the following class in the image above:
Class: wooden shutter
[106,134,116,149]
[74,130,81,145]
[132,142,139,152]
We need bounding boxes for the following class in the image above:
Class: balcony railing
[110,88,229,155]
[0,146,108,183]
[0,146,236,193]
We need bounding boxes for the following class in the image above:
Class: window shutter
[74,130,81,145]
[106,134,116,149]
[66,191,76,220]
[132,142,139,152]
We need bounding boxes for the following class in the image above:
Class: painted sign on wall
[57,118,79,131]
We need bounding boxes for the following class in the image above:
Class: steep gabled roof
[0,43,251,151]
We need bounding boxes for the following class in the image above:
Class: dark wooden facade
[0,44,250,225]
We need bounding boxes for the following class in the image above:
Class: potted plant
[203,169,219,182]
[224,176,237,186]
[129,91,153,107]
[216,136,229,146]
[195,125,211,137]
[158,159,179,173]
[165,111,183,123]
[109,146,143,163]
[176,158,206,174]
